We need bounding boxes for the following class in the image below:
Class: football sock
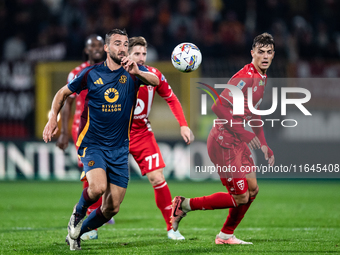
[218,231,234,239]
[87,197,102,215]
[189,192,237,211]
[221,196,256,235]
[79,207,109,237]
[153,181,172,231]
[181,198,191,213]
[76,187,97,216]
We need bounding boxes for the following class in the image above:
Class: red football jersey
[130,65,187,136]
[67,61,90,137]
[220,63,267,120]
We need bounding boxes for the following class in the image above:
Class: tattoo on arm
[58,94,68,107]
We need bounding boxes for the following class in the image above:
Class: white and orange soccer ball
[171,43,202,73]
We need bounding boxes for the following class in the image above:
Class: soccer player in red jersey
[56,34,108,241]
[171,33,275,244]
[128,36,192,240]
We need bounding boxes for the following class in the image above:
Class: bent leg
[75,168,107,216]
[79,183,126,236]
[220,173,258,235]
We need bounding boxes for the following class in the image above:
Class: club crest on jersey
[104,88,119,103]
[236,180,244,190]
[88,160,95,167]
[259,80,265,86]
[119,75,127,84]
[236,80,246,90]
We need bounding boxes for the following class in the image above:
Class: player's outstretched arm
[56,96,75,150]
[121,57,159,86]
[43,85,73,143]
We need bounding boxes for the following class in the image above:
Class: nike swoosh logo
[172,202,181,217]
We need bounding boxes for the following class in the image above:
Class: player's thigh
[101,183,127,216]
[86,168,107,188]
[130,132,165,175]
[78,146,108,194]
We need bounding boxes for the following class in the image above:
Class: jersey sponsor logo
[88,160,95,167]
[147,85,153,91]
[133,113,147,119]
[236,80,246,90]
[94,78,104,85]
[102,104,121,112]
[104,88,119,103]
[119,75,127,84]
[236,180,244,190]
[134,99,145,115]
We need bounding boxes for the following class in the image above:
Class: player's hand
[121,57,138,75]
[43,118,58,143]
[56,133,69,151]
[248,136,261,150]
[261,145,275,166]
[180,126,194,145]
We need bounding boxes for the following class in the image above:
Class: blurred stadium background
[0,0,339,181]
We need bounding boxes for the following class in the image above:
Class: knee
[233,192,249,206]
[249,185,259,198]
[101,204,120,219]
[88,183,107,199]
[148,171,165,186]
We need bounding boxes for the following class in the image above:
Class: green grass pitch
[0,180,339,254]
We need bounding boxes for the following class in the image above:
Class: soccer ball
[171,43,202,73]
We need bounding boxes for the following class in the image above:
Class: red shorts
[207,129,255,195]
[129,130,165,175]
[72,124,83,168]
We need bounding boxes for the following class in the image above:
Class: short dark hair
[128,36,147,53]
[85,34,104,46]
[105,29,128,45]
[252,33,275,49]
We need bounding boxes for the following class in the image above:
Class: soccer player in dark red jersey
[171,33,275,245]
[43,28,159,250]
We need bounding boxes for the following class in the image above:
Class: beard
[109,52,124,65]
